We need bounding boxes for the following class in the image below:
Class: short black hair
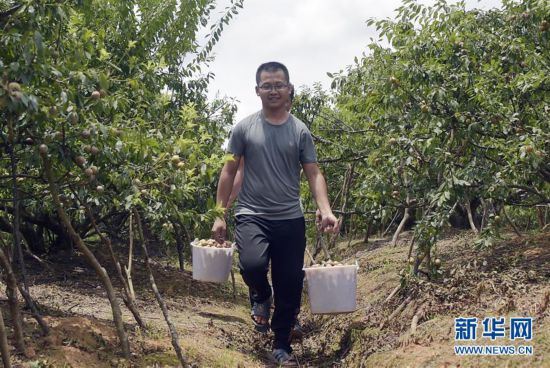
[256,62,290,85]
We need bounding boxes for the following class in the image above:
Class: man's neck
[262,107,289,125]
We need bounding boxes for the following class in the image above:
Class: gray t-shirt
[227,111,317,220]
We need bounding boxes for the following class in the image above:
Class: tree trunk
[465,201,479,234]
[126,212,136,301]
[502,206,522,238]
[383,210,400,237]
[0,307,12,368]
[391,207,410,247]
[0,247,49,336]
[173,223,185,271]
[8,126,28,291]
[0,249,25,355]
[406,234,416,261]
[42,156,130,358]
[480,198,488,232]
[133,209,188,367]
[413,251,427,276]
[181,225,193,264]
[17,284,49,335]
[363,219,371,243]
[230,269,237,301]
[339,163,355,235]
[140,219,162,257]
[81,203,146,330]
[536,206,546,228]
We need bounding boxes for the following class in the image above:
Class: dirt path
[1,230,548,367]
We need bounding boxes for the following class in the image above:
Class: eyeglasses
[258,83,289,92]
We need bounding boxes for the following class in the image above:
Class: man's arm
[302,162,340,233]
[212,155,241,242]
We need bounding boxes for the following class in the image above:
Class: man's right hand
[211,217,227,244]
[315,208,341,234]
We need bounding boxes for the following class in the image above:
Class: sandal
[251,297,271,333]
[270,348,298,367]
[289,320,304,343]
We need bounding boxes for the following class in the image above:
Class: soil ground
[0,229,548,367]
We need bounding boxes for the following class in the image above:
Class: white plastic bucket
[303,263,358,314]
[191,241,234,283]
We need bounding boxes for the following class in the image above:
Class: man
[212,61,339,366]
[226,87,308,344]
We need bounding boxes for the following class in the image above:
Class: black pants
[235,215,306,352]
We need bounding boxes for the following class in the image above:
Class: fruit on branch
[171,155,181,165]
[75,156,87,167]
[110,127,123,137]
[39,144,48,156]
[91,90,101,100]
[53,131,63,140]
[4,81,22,104]
[421,102,429,113]
[8,82,21,91]
[69,112,79,124]
[11,91,23,101]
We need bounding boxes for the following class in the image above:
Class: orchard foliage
[304,0,549,273]
[0,0,242,254]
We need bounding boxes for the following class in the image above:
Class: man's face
[256,70,292,110]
